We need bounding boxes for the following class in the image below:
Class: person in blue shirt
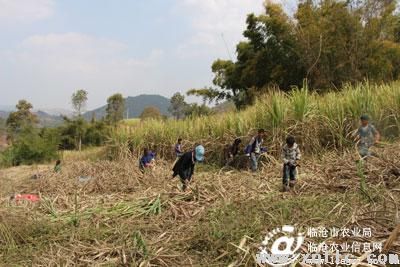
[139,148,155,173]
[355,114,380,158]
[172,145,205,191]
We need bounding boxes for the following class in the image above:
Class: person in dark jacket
[172,145,205,191]
[139,148,155,173]
[245,129,266,172]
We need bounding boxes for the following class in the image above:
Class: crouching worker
[54,159,62,173]
[139,148,155,173]
[172,145,205,191]
[245,129,266,172]
[223,138,242,166]
[282,136,301,192]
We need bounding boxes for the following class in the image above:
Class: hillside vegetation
[110,82,400,161]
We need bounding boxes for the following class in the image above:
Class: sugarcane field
[1,0,400,266]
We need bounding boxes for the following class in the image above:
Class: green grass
[110,82,400,161]
[121,118,141,127]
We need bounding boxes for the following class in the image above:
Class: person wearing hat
[172,145,205,191]
[356,114,380,158]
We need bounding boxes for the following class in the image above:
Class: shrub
[0,127,60,167]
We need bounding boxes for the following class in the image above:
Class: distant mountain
[0,109,63,127]
[35,110,64,127]
[0,111,9,119]
[84,94,171,119]
[36,108,73,117]
[0,105,14,111]
[0,94,171,125]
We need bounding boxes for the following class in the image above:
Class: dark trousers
[283,163,296,185]
[179,168,193,191]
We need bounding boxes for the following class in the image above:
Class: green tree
[106,93,125,125]
[188,2,303,109]
[189,0,400,108]
[71,89,88,116]
[1,126,60,166]
[83,120,108,147]
[58,116,87,150]
[6,100,38,138]
[168,93,188,119]
[295,0,364,87]
[184,103,213,118]
[71,89,88,150]
[58,117,108,150]
[140,106,162,121]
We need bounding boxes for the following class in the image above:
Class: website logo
[258,225,304,266]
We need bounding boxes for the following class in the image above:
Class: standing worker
[281,136,301,192]
[175,138,184,158]
[355,114,380,159]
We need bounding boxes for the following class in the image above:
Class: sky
[0,0,296,110]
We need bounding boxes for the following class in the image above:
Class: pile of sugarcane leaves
[0,143,400,266]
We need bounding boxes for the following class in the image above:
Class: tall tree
[188,0,400,108]
[168,93,188,119]
[71,89,88,150]
[71,89,88,116]
[188,1,304,109]
[6,100,38,138]
[106,93,125,125]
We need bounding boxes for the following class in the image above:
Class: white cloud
[2,33,164,109]
[17,33,130,73]
[175,0,295,59]
[175,0,265,59]
[0,0,54,22]
[14,32,162,73]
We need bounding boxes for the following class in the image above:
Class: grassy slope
[0,143,399,266]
